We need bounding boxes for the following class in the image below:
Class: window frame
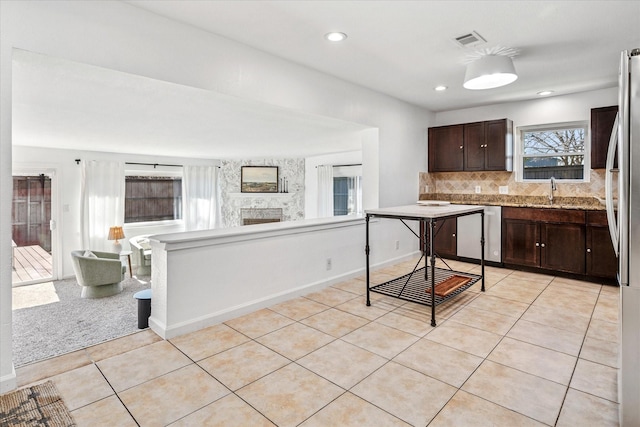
[124,167,184,226]
[332,165,363,217]
[515,120,590,183]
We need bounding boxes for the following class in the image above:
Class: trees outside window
[520,122,587,180]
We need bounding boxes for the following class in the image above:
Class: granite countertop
[418,193,606,210]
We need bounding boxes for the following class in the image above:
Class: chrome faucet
[549,176,557,205]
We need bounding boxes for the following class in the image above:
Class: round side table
[119,250,133,278]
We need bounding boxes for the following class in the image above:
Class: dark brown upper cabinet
[591,105,618,169]
[428,124,464,172]
[429,118,513,172]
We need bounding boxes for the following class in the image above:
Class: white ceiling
[12,1,640,159]
[127,0,640,111]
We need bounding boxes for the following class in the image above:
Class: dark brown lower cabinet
[586,211,618,279]
[502,207,586,275]
[540,222,585,274]
[420,218,457,259]
[502,219,539,267]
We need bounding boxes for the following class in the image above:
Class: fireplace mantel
[227,192,292,198]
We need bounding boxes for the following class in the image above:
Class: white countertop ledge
[150,215,365,251]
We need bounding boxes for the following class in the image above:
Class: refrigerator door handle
[618,50,631,287]
[605,113,619,257]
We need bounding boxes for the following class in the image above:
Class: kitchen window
[518,121,588,181]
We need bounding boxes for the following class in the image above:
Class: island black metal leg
[481,211,485,292]
[429,218,436,327]
[366,215,371,306]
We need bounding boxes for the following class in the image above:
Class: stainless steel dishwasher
[456,205,502,263]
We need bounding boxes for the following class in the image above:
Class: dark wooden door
[586,226,618,279]
[540,223,586,274]
[591,106,618,169]
[12,175,51,251]
[485,119,509,171]
[428,124,464,172]
[463,122,485,171]
[502,219,539,267]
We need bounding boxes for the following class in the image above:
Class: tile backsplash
[419,170,608,198]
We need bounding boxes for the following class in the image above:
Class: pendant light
[463,47,518,90]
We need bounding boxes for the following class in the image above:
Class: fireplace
[241,208,283,225]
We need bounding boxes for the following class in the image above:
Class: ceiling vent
[453,31,486,48]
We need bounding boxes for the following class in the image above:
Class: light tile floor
[13,258,620,426]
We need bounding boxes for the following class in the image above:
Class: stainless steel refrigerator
[606,48,640,427]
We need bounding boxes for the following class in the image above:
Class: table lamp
[108,226,125,253]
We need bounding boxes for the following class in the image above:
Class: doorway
[11,173,55,285]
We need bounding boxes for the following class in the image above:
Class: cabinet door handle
[452,233,456,237]
[541,243,546,248]
[587,248,592,253]
[536,242,540,247]
[459,145,463,149]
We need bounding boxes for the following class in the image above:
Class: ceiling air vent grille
[453,31,486,48]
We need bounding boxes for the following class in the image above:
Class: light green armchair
[129,235,152,276]
[71,250,125,298]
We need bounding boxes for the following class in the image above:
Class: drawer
[502,207,585,224]
[586,210,609,226]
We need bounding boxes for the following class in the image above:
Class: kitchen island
[365,203,485,326]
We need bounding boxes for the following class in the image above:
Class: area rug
[12,276,151,367]
[0,380,75,426]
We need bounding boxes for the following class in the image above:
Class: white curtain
[183,165,221,231]
[317,165,334,218]
[81,160,125,251]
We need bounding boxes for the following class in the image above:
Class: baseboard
[0,365,17,393]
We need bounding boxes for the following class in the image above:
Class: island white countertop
[365,204,485,219]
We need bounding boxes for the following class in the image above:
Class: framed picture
[241,166,279,193]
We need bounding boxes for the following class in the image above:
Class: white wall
[0,1,433,391]
[435,88,617,128]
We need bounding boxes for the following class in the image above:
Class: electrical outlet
[499,186,509,194]
[326,258,332,270]
[424,185,429,194]
[395,240,400,250]
[475,186,481,194]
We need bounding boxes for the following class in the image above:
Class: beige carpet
[0,381,75,426]
[12,276,151,367]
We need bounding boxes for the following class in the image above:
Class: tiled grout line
[550,285,607,426]
[92,362,142,427]
[167,336,278,426]
[224,291,424,426]
[354,266,544,424]
[324,274,616,424]
[25,260,619,426]
[173,301,406,426]
[419,269,562,425]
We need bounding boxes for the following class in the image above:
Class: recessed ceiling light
[325,32,347,42]
[537,90,554,96]
[434,85,448,91]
